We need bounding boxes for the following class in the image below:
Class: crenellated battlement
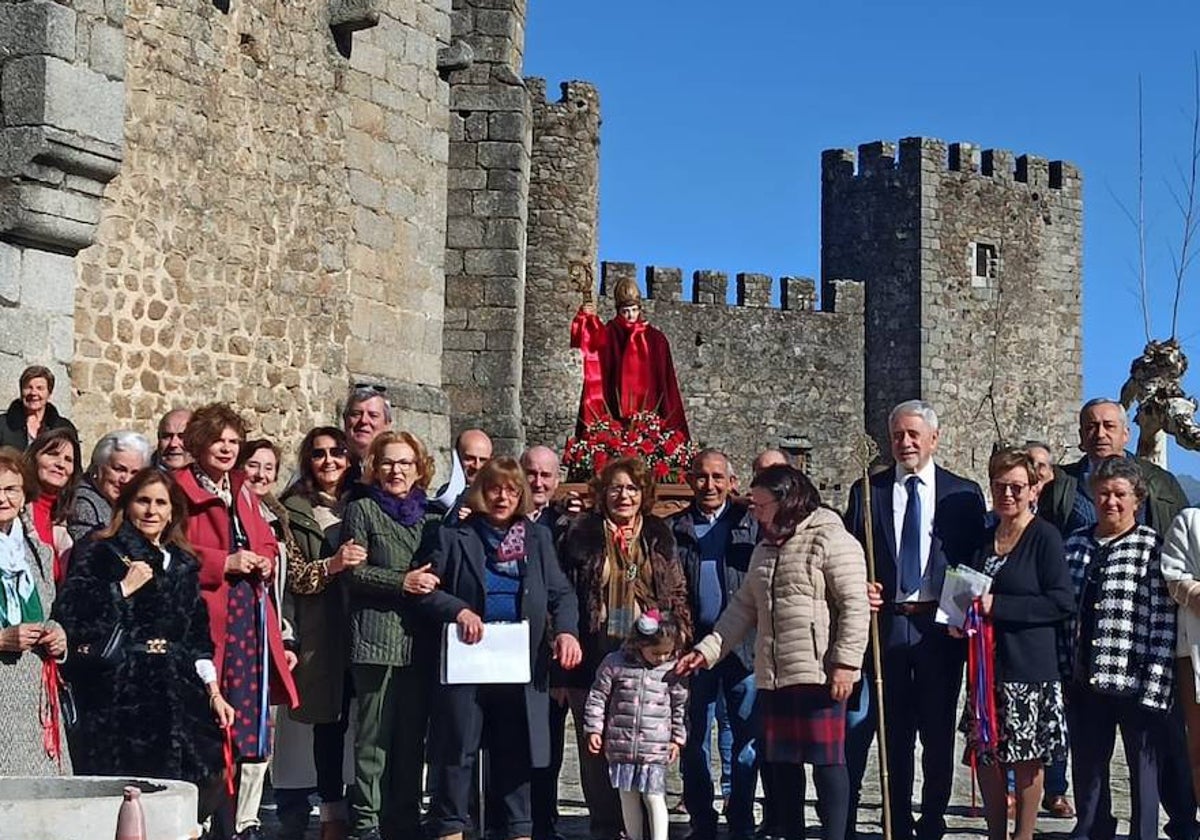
[528,77,601,116]
[821,137,1080,193]
[597,262,862,315]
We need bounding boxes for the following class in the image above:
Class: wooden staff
[854,434,892,840]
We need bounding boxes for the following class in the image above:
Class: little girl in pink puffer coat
[584,610,688,840]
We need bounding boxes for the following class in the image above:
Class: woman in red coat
[176,402,298,840]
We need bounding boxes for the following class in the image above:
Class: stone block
[0,1,78,62]
[88,24,126,80]
[736,272,772,308]
[646,266,682,302]
[0,242,19,304]
[330,0,381,33]
[451,85,529,113]
[20,248,75,315]
[477,141,525,171]
[692,270,728,304]
[464,248,520,278]
[1,56,124,147]
[487,111,527,142]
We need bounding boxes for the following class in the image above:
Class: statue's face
[617,303,641,324]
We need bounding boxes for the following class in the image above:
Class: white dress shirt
[892,460,937,602]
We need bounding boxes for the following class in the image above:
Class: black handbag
[68,555,132,672]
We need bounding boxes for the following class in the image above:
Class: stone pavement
[263,714,1152,839]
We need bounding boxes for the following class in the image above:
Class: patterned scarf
[0,517,43,628]
[602,516,652,640]
[473,518,527,577]
[191,465,233,507]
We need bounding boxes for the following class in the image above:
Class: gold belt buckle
[145,638,167,654]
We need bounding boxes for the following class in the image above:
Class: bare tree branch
[1170,53,1200,338]
[1139,75,1152,341]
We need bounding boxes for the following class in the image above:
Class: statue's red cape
[570,308,689,439]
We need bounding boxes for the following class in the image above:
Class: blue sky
[524,0,1200,480]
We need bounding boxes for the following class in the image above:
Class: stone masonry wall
[443,0,530,455]
[1,0,126,408]
[822,137,1082,486]
[70,0,452,459]
[522,77,599,450]
[599,262,866,507]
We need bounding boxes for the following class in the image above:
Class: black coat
[668,501,759,670]
[414,518,579,767]
[0,399,77,450]
[52,523,224,783]
[963,517,1075,682]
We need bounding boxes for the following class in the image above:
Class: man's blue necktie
[899,474,923,595]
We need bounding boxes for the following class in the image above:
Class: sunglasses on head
[311,446,349,459]
[353,382,387,394]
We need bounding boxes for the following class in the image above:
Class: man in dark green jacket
[1038,397,1196,840]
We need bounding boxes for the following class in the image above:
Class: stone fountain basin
[0,776,200,839]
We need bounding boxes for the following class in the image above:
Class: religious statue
[569,275,690,439]
[1119,337,1200,465]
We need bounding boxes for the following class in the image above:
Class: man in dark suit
[1039,397,1197,840]
[843,400,986,840]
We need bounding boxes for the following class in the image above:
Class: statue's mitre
[613,277,642,308]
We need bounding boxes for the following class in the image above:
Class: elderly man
[153,407,192,470]
[457,429,493,485]
[844,400,986,840]
[671,449,760,840]
[1039,398,1196,840]
[751,448,789,476]
[520,444,581,840]
[343,385,392,467]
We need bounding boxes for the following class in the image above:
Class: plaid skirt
[760,684,847,766]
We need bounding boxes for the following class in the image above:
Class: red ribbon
[39,658,63,769]
[222,725,236,796]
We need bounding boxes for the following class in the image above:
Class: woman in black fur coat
[54,468,233,807]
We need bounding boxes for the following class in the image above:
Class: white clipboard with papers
[441,619,531,685]
[936,565,992,628]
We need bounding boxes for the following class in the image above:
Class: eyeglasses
[0,486,25,500]
[486,486,521,499]
[379,458,416,472]
[606,484,641,496]
[991,482,1029,497]
[353,383,387,394]
[311,447,348,460]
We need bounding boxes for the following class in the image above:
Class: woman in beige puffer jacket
[678,464,869,840]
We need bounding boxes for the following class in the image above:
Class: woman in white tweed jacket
[1162,505,1200,802]
[1063,456,1176,840]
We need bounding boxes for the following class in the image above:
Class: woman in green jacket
[276,427,366,840]
[342,430,442,840]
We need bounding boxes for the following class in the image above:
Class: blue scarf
[365,485,428,526]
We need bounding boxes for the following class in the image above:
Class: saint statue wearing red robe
[569,277,690,439]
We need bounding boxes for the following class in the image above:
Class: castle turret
[822,137,1083,476]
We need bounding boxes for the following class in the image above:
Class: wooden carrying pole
[856,435,892,840]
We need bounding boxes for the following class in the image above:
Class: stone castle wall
[68,0,453,456]
[593,262,866,506]
[522,77,599,450]
[822,138,1083,484]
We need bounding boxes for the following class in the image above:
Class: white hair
[888,399,940,432]
[89,429,153,475]
[1079,398,1129,431]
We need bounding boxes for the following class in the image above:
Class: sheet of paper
[441,619,531,685]
[936,565,993,627]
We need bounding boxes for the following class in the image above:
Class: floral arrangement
[562,412,694,483]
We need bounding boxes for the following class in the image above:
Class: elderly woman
[175,403,298,840]
[53,468,233,818]
[68,430,153,544]
[677,465,868,840]
[0,365,77,451]
[279,427,365,840]
[1161,506,1200,802]
[341,430,443,840]
[28,427,82,582]
[0,446,68,775]
[417,456,581,840]
[955,449,1074,840]
[557,456,691,840]
[1063,456,1177,840]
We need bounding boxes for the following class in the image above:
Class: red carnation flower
[652,461,670,479]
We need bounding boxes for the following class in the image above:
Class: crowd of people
[3,363,1200,840]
